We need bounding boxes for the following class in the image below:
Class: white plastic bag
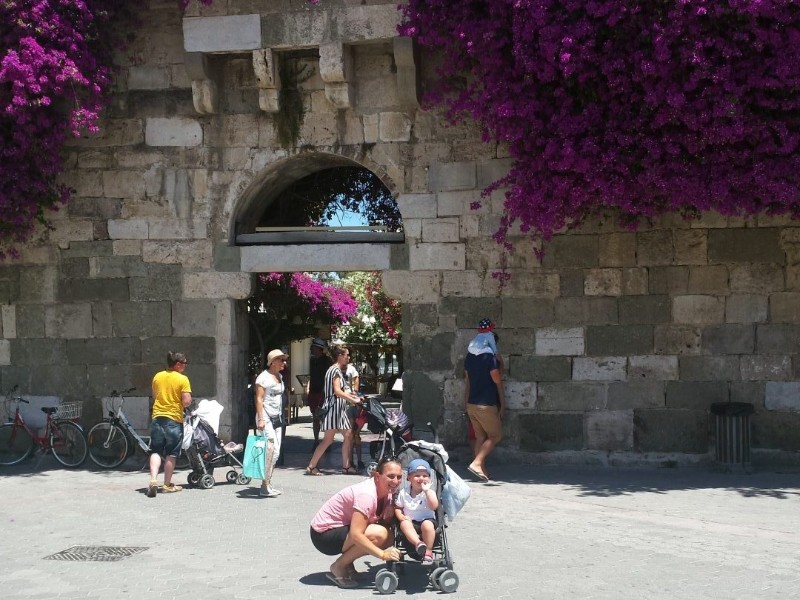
[181,414,195,450]
[441,465,471,522]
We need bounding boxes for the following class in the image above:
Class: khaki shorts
[467,404,502,440]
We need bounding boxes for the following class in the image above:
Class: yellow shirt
[151,370,191,423]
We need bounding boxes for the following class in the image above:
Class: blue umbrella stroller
[374,440,464,594]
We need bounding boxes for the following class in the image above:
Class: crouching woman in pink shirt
[310,459,403,589]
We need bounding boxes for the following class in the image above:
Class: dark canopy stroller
[184,399,249,489]
[374,440,460,594]
[353,396,412,472]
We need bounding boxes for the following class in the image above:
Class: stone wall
[2,0,799,464]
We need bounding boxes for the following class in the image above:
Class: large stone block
[541,235,599,268]
[636,230,674,266]
[764,381,800,411]
[672,295,725,324]
[402,370,444,428]
[619,295,670,325]
[726,295,768,324]
[31,365,87,399]
[409,243,465,271]
[687,265,729,295]
[572,356,627,381]
[111,301,172,337]
[537,382,606,411]
[666,381,728,409]
[141,336,215,365]
[436,190,483,217]
[240,244,392,272]
[741,356,792,381]
[89,255,148,279]
[730,381,765,410]
[623,268,649,295]
[729,264,784,294]
[11,338,67,366]
[607,381,665,409]
[634,409,708,453]
[598,233,636,267]
[535,327,584,356]
[20,267,57,303]
[673,229,707,265]
[61,241,114,259]
[58,278,129,302]
[679,356,740,381]
[752,411,800,450]
[518,413,583,451]
[559,269,584,296]
[654,325,702,355]
[2,305,16,339]
[701,324,754,354]
[586,325,653,356]
[44,304,93,339]
[769,292,800,323]
[428,161,476,192]
[183,272,252,300]
[16,305,45,338]
[129,265,183,301]
[379,112,412,142]
[501,272,560,298]
[508,355,571,382]
[756,324,800,354]
[108,219,149,240]
[65,337,141,366]
[127,66,170,90]
[382,271,441,303]
[145,117,203,147]
[628,355,679,381]
[649,266,689,294]
[505,381,537,410]
[554,297,618,326]
[440,297,502,330]
[441,271,484,298]
[143,240,213,269]
[183,15,262,52]
[172,299,217,337]
[476,158,514,188]
[708,228,784,264]
[585,410,634,451]
[502,297,554,328]
[405,332,455,371]
[584,269,622,296]
[421,219,460,243]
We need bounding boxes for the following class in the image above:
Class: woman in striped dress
[306,346,363,476]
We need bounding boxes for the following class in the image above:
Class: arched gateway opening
[228,153,405,442]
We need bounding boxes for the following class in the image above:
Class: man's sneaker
[147,479,158,498]
[161,482,183,493]
[421,552,434,566]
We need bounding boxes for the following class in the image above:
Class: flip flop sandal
[467,466,489,482]
[305,467,323,476]
[325,572,358,589]
[342,466,360,475]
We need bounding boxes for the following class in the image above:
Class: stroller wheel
[437,569,459,593]
[236,473,251,485]
[199,474,215,489]
[226,470,238,483]
[374,569,398,595]
[430,567,446,590]
[187,472,200,486]
[366,461,378,477]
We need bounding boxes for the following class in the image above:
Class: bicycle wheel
[0,423,34,466]
[50,421,88,467]
[87,422,129,468]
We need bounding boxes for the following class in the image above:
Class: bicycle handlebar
[110,387,136,396]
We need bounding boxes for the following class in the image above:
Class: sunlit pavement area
[2,407,800,600]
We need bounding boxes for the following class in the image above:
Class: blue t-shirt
[464,352,499,406]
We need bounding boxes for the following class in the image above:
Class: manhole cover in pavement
[44,546,148,562]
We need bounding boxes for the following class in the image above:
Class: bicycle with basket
[0,385,88,467]
[86,388,189,470]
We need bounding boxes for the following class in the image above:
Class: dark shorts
[307,391,324,414]
[310,525,349,556]
[149,417,183,458]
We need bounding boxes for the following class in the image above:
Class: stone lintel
[240,244,392,272]
[183,15,262,53]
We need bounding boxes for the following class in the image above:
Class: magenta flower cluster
[401,1,800,248]
[0,0,126,251]
[262,273,358,324]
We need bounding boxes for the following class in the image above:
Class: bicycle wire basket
[54,402,83,420]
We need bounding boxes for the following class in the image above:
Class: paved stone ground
[2,408,800,599]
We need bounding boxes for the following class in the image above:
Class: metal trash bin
[710,402,754,467]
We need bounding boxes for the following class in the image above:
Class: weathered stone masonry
[2,0,800,465]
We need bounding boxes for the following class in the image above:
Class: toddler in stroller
[373,441,460,594]
[184,399,250,489]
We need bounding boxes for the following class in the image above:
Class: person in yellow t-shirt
[147,352,192,498]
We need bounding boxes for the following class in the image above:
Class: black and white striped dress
[320,364,352,431]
